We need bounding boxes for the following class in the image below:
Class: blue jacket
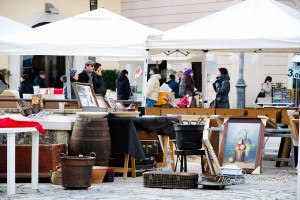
[167,79,179,98]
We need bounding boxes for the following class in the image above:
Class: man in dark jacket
[78,60,95,83]
[166,74,179,98]
[34,70,46,88]
[213,67,230,108]
[93,63,107,97]
[116,69,131,100]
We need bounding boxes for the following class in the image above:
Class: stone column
[235,52,247,108]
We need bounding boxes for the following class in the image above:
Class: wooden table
[0,127,39,195]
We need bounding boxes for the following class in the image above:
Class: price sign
[287,66,300,79]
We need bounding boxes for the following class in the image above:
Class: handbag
[209,99,217,108]
[255,91,265,103]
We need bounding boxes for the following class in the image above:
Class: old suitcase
[141,140,159,154]
[143,171,198,189]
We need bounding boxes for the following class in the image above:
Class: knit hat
[39,70,46,75]
[70,68,77,78]
[183,67,193,75]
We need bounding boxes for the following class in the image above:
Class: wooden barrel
[69,117,111,166]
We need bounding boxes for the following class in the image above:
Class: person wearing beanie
[179,67,200,107]
[60,68,78,99]
[146,67,161,107]
[116,69,131,100]
[183,67,193,76]
[92,62,107,97]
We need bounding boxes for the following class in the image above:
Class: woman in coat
[19,74,33,98]
[212,67,230,108]
[116,69,131,100]
[262,76,272,97]
[146,67,161,107]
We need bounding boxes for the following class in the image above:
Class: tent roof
[148,0,300,53]
[0,16,30,38]
[0,8,162,56]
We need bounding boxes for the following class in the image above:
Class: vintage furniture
[0,144,67,178]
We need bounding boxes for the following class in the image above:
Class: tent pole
[202,52,207,107]
[142,49,149,107]
[66,56,71,99]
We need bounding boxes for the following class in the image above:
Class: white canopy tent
[147,0,300,197]
[0,16,30,90]
[0,16,30,38]
[148,0,300,52]
[146,0,300,107]
[0,8,162,57]
[0,8,162,103]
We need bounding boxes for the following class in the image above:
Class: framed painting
[73,82,98,108]
[114,100,125,110]
[218,116,265,174]
[96,95,110,109]
[107,98,117,108]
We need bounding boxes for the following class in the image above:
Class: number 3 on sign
[287,66,300,79]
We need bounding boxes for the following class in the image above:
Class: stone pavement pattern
[0,159,297,200]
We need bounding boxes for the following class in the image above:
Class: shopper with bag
[255,76,272,103]
[212,67,230,108]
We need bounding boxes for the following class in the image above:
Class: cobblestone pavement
[0,157,297,200]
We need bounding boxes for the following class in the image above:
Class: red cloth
[0,117,46,135]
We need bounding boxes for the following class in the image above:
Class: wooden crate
[215,108,246,117]
[0,144,67,178]
[280,108,298,125]
[187,108,215,115]
[246,109,281,123]
[161,108,188,116]
[145,107,161,116]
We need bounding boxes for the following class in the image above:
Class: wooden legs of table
[112,154,136,179]
[169,140,175,171]
[156,136,176,171]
